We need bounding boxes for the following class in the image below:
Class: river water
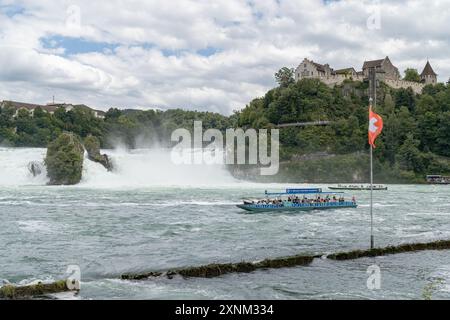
[0,147,449,299]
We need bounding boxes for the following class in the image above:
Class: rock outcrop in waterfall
[44,132,84,185]
[27,161,44,177]
[83,135,113,171]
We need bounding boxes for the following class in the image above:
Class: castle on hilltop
[294,56,437,94]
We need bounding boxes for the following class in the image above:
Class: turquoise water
[0,148,450,299]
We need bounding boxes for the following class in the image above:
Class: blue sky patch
[197,47,220,57]
[40,35,119,55]
[0,4,25,17]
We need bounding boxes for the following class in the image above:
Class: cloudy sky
[0,0,449,114]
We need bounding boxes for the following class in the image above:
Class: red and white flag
[368,106,383,148]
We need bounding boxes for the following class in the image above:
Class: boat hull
[237,202,357,213]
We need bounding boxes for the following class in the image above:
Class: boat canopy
[264,188,344,196]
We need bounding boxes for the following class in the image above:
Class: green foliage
[84,134,113,171]
[84,134,102,160]
[403,68,421,82]
[394,87,416,112]
[233,78,450,182]
[274,67,295,88]
[44,132,84,185]
[397,134,424,172]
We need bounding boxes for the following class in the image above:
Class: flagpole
[369,89,375,249]
[370,134,374,249]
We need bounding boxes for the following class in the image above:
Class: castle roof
[420,61,437,77]
[311,61,326,72]
[362,59,384,69]
[335,67,356,74]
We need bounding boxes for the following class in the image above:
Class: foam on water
[0,148,48,186]
[80,148,238,188]
[0,147,239,188]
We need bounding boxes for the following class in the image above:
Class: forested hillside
[0,105,234,148]
[233,78,450,182]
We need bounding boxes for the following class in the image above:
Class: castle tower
[420,60,437,85]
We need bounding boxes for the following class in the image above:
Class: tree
[397,133,424,172]
[435,112,450,156]
[403,68,421,82]
[0,103,15,128]
[395,87,416,112]
[383,93,395,114]
[105,108,122,120]
[275,67,294,87]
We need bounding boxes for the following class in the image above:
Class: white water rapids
[0,147,237,187]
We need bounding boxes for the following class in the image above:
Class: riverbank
[229,152,450,184]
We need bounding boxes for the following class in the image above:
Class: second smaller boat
[328,184,387,191]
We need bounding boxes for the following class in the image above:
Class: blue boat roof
[264,188,344,195]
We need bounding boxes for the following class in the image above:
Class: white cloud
[0,0,449,114]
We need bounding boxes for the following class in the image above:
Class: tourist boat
[425,175,450,185]
[237,188,357,212]
[328,184,387,191]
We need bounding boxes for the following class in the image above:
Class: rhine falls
[0,147,237,188]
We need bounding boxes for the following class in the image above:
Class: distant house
[45,103,74,112]
[0,101,58,117]
[362,56,401,80]
[0,100,106,119]
[420,60,437,85]
[46,103,106,119]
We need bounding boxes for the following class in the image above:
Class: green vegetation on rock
[44,132,84,185]
[84,135,113,171]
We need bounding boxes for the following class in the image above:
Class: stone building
[420,60,437,85]
[294,58,334,80]
[362,56,401,81]
[293,56,438,94]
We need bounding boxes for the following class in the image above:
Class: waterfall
[0,147,237,188]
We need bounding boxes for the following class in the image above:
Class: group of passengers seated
[254,195,355,206]
[256,199,283,205]
[286,195,347,204]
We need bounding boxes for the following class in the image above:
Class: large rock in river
[44,132,84,185]
[83,135,113,171]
